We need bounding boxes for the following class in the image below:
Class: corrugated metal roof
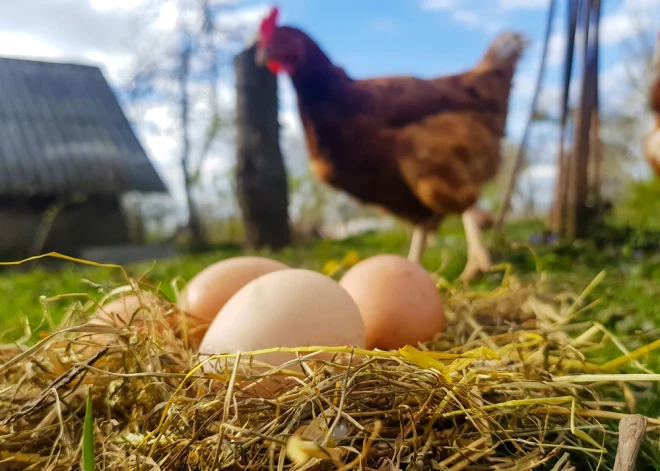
[0,57,168,196]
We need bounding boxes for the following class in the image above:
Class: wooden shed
[0,57,168,258]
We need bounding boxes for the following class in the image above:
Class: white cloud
[278,76,299,112]
[600,62,630,95]
[505,106,529,141]
[600,3,659,46]
[153,1,180,32]
[217,4,270,27]
[420,1,493,31]
[524,163,555,179]
[277,77,308,177]
[423,0,550,22]
[420,0,537,32]
[544,0,660,67]
[0,32,63,61]
[452,11,482,28]
[513,72,538,98]
[89,0,148,11]
[498,0,550,10]
[421,0,457,10]
[546,30,568,66]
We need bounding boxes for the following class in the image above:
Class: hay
[0,259,659,471]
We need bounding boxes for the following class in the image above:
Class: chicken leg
[458,206,492,282]
[408,226,428,264]
[408,208,491,280]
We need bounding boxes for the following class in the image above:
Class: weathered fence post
[613,415,647,471]
[234,44,291,250]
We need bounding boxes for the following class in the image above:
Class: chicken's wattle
[267,60,291,74]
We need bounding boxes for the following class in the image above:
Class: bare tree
[176,31,206,245]
[620,8,660,98]
[124,0,253,248]
[588,4,659,195]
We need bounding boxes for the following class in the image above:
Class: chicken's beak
[255,46,268,66]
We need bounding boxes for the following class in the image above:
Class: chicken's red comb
[259,6,279,43]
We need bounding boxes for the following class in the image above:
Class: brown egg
[180,257,289,340]
[340,255,445,350]
[83,292,170,350]
[92,294,151,328]
[199,269,366,396]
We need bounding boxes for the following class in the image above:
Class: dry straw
[0,255,658,470]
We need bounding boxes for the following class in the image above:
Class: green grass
[1,216,659,468]
[1,217,658,344]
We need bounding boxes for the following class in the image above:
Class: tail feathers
[479,32,529,69]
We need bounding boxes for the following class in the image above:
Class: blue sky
[249,0,547,77]
[239,0,658,141]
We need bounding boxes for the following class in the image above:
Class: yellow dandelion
[341,250,360,267]
[322,260,341,276]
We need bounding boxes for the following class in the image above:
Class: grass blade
[82,388,95,471]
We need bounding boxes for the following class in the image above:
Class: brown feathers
[260,24,527,225]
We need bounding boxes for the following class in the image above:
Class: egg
[339,255,445,350]
[91,293,161,329]
[180,257,289,340]
[199,269,366,395]
[84,292,170,349]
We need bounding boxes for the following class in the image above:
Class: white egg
[199,269,366,396]
[179,256,289,342]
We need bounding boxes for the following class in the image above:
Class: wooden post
[569,0,593,237]
[234,44,291,250]
[550,0,580,236]
[551,0,601,237]
[588,0,602,203]
[613,415,647,471]
[570,0,601,237]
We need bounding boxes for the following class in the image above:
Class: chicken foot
[458,206,492,282]
[408,208,491,281]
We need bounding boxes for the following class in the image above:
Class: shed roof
[0,57,167,196]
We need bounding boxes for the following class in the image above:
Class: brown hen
[255,8,527,280]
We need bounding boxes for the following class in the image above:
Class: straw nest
[0,265,659,471]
